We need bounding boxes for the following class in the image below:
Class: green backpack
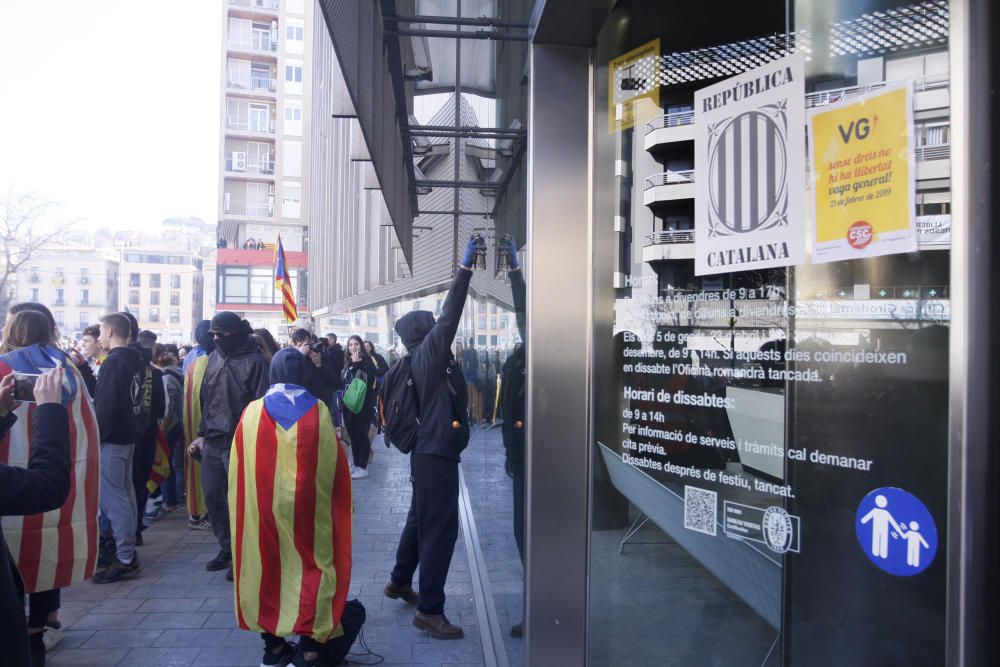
[343,371,369,414]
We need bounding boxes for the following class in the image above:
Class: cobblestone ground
[47,432,501,667]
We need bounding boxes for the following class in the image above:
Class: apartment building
[120,247,205,343]
[217,0,312,333]
[12,243,119,337]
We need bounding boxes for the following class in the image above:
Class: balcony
[222,200,273,218]
[644,110,695,151]
[642,230,696,262]
[226,76,277,97]
[229,0,279,11]
[805,74,949,112]
[642,170,695,206]
[227,34,277,57]
[914,143,950,181]
[225,116,276,137]
[226,152,275,176]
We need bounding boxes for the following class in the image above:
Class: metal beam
[386,28,530,41]
[416,179,504,189]
[405,124,525,137]
[393,14,530,29]
[417,210,494,216]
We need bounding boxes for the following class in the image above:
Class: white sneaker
[351,467,369,479]
[42,623,64,651]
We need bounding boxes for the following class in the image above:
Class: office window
[79,311,90,329]
[490,335,498,346]
[80,289,89,305]
[150,274,161,288]
[170,292,181,306]
[169,308,180,324]
[220,267,250,302]
[281,182,301,218]
[129,273,141,287]
[53,311,64,327]
[80,267,89,283]
[284,101,303,136]
[285,19,304,55]
[29,266,39,282]
[477,316,487,329]
[55,288,65,305]
[490,317,497,329]
[477,335,486,346]
[367,313,378,326]
[284,61,303,95]
[30,288,39,302]
[354,313,362,325]
[151,292,160,305]
[170,274,181,289]
[129,290,140,305]
[148,308,160,322]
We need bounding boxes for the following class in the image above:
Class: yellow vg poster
[808,84,916,263]
[608,39,660,133]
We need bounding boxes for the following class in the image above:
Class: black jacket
[198,336,269,446]
[94,345,149,445]
[396,268,472,460]
[323,344,345,390]
[500,269,527,455]
[370,353,389,378]
[0,404,70,667]
[161,365,184,427]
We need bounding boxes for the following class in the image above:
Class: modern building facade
[311,0,999,665]
[12,243,119,337]
[119,246,204,343]
[217,0,312,332]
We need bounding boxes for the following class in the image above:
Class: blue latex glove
[461,235,484,268]
[502,237,520,270]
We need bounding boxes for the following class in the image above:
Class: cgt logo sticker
[847,220,873,249]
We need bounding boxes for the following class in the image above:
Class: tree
[0,190,77,325]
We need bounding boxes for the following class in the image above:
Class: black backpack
[378,356,420,454]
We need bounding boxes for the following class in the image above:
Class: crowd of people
[0,234,518,667]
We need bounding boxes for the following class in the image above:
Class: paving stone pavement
[47,432,509,666]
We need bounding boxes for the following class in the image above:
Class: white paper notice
[694,53,806,276]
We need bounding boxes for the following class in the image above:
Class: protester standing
[182,321,214,530]
[189,313,268,577]
[341,335,377,479]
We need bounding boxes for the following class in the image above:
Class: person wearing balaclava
[227,348,353,667]
[383,235,483,641]
[181,320,215,529]
[188,312,268,579]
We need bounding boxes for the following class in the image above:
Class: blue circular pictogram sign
[855,487,937,576]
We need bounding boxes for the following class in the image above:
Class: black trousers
[344,409,371,469]
[390,453,459,616]
[502,424,526,565]
[133,433,157,532]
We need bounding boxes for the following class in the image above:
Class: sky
[0,1,222,233]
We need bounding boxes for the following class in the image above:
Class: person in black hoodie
[290,328,338,410]
[92,313,149,583]
[189,312,268,576]
[383,235,482,640]
[0,367,69,667]
[323,333,345,426]
[341,335,377,479]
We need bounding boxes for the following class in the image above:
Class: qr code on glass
[684,485,717,536]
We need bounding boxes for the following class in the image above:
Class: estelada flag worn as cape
[229,383,352,641]
[146,428,171,494]
[0,344,100,592]
[182,350,208,516]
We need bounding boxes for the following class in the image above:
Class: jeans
[99,443,138,564]
[201,441,232,554]
[390,453,460,615]
[161,425,185,508]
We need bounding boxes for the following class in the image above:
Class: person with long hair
[341,335,376,479]
[0,309,101,663]
[252,328,280,364]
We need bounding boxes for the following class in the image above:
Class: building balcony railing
[226,77,277,94]
[229,0,279,10]
[226,153,275,175]
[643,170,695,190]
[644,110,695,134]
[644,230,695,246]
[223,201,273,217]
[227,36,277,55]
[913,143,950,161]
[225,117,276,134]
[805,74,949,109]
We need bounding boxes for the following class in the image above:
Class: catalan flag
[228,384,352,641]
[0,344,100,592]
[274,234,298,323]
[146,429,172,494]
[182,349,208,516]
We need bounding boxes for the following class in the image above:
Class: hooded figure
[182,320,214,520]
[228,347,353,660]
[183,319,216,374]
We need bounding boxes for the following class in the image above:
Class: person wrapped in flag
[229,348,352,667]
[182,320,213,528]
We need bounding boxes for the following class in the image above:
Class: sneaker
[42,622,63,651]
[384,580,418,605]
[291,645,322,667]
[92,556,140,584]
[413,611,464,639]
[260,639,294,667]
[206,550,232,572]
[188,515,212,530]
[351,467,369,479]
[97,537,116,569]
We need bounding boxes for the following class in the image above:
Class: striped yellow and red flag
[0,345,100,592]
[182,350,208,516]
[229,385,352,641]
[274,234,298,323]
[146,428,172,494]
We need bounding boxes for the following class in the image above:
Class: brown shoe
[384,580,418,605]
[413,611,464,640]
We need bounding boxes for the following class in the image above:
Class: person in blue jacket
[0,365,70,667]
[383,235,483,640]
